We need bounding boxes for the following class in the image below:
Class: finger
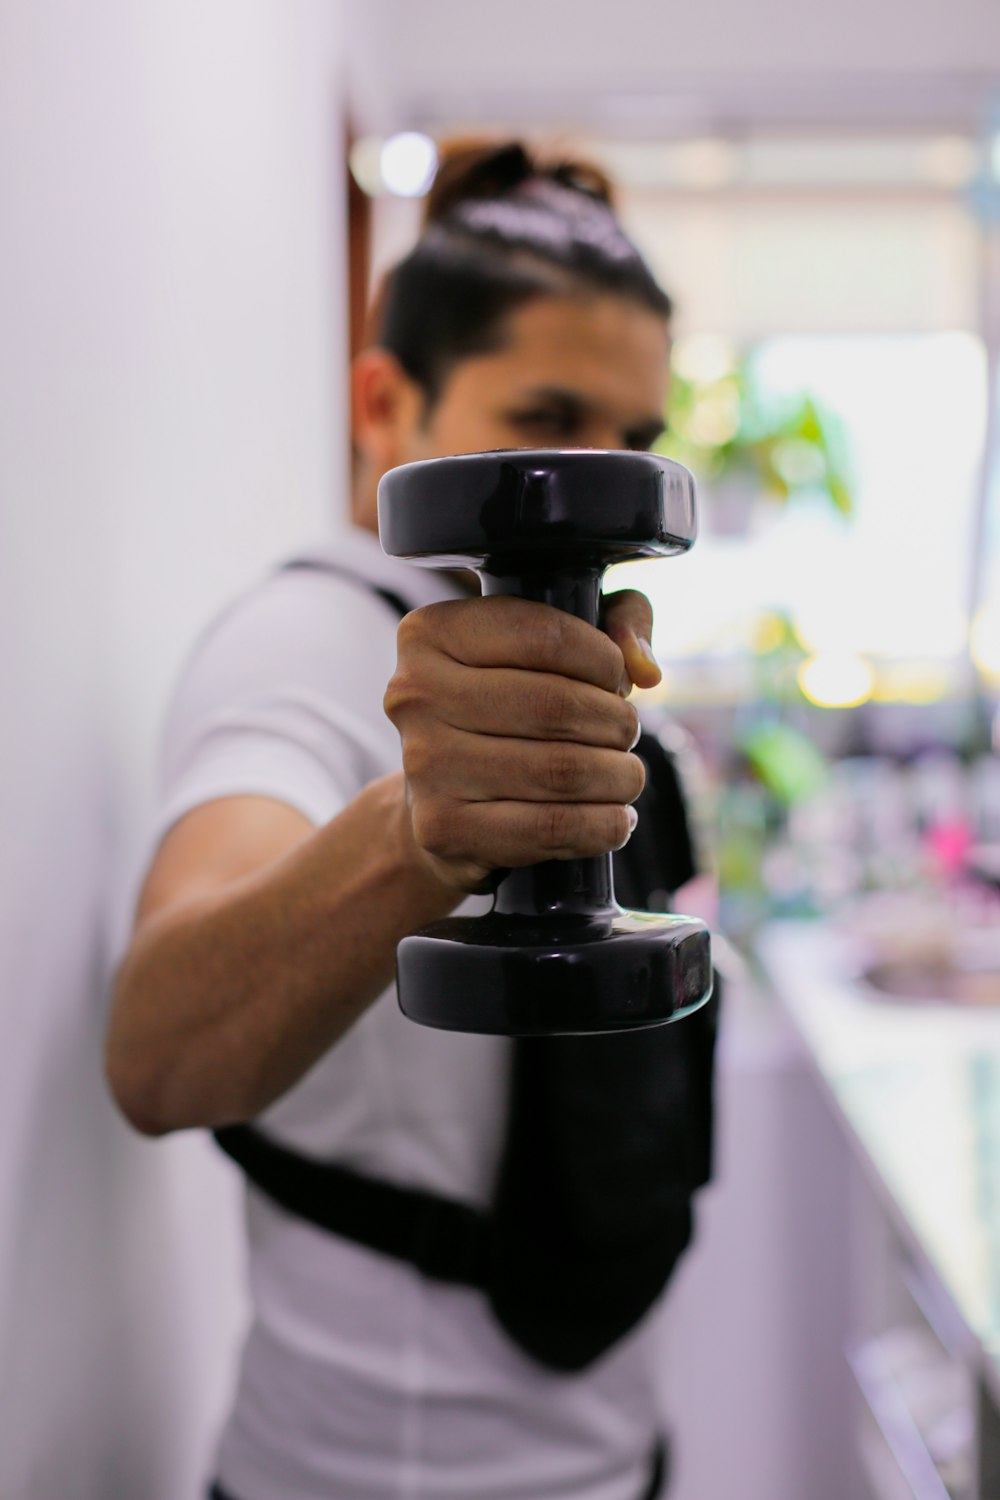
[407,728,646,806]
[403,596,626,695]
[413,798,638,870]
[601,589,661,691]
[390,657,640,751]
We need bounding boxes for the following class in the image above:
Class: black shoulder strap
[215,1123,490,1286]
[281,556,412,622]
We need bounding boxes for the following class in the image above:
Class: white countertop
[756,919,1000,1406]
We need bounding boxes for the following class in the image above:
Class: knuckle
[544,744,585,798]
[417,598,450,631]
[626,750,647,801]
[616,703,640,750]
[395,606,417,641]
[598,634,627,691]
[394,607,424,653]
[382,676,402,722]
[590,615,620,669]
[533,608,568,664]
[411,797,458,859]
[383,666,422,723]
[610,804,633,849]
[533,678,576,737]
[396,601,450,655]
[538,801,577,851]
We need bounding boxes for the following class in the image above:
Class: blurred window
[601,135,997,704]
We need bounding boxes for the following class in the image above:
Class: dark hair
[369,140,672,405]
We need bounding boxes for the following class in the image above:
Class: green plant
[658,354,855,518]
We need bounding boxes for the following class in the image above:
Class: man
[107,141,716,1500]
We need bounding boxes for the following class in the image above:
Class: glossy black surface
[378,448,698,572]
[378,449,711,1036]
[397,913,712,1036]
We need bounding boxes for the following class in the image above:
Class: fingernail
[626,805,638,833]
[636,635,658,670]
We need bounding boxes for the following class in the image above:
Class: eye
[624,422,666,452]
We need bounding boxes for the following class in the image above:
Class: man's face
[411,293,670,462]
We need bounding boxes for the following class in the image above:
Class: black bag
[486,731,717,1369]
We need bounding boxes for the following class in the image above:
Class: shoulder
[172,553,402,712]
[152,549,413,835]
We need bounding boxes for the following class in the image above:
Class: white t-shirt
[154,528,671,1500]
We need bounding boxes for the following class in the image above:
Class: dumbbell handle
[480,563,616,921]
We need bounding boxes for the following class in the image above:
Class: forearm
[106,775,458,1135]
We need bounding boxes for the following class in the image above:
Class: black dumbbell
[378,448,712,1036]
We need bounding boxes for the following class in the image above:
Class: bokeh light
[798,651,875,707]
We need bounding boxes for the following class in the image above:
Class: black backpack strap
[370,582,413,620]
[281,556,413,622]
[214,1123,490,1286]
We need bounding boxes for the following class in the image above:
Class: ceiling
[352,0,1000,137]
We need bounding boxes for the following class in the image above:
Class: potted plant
[660,352,854,536]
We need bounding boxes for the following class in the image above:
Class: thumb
[601,588,661,692]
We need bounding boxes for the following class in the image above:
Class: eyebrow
[509,386,667,449]
[508,386,586,415]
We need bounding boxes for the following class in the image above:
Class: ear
[351,349,426,473]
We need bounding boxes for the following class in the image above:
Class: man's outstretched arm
[106,592,658,1136]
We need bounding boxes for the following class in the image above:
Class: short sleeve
[154,567,404,846]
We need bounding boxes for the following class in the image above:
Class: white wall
[0,3,350,1495]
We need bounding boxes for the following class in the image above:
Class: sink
[861,954,1000,1006]
[841,896,1000,1007]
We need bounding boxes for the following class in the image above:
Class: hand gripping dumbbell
[378,449,712,1036]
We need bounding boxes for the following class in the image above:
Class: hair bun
[423,141,533,226]
[423,139,616,228]
[548,159,615,208]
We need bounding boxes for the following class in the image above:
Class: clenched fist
[384,589,661,892]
